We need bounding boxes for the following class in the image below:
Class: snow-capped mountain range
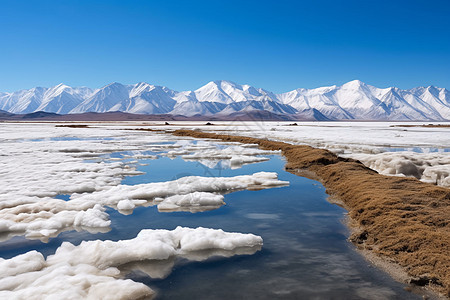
[1,80,449,120]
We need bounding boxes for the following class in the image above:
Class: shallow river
[0,140,422,299]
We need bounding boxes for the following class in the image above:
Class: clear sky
[0,0,449,93]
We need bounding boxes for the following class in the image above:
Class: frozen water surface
[0,123,429,299]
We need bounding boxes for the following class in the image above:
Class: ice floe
[0,172,287,241]
[155,192,225,212]
[0,227,262,299]
[73,171,289,213]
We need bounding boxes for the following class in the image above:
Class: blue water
[22,136,115,143]
[0,147,422,299]
[381,147,450,153]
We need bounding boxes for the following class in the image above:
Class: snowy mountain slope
[331,80,390,119]
[278,80,450,120]
[171,101,226,116]
[0,87,46,114]
[71,82,130,113]
[278,85,354,119]
[111,83,177,114]
[192,80,280,104]
[0,85,92,114]
[378,87,430,120]
[1,80,449,120]
[217,100,297,116]
[406,86,450,120]
[71,82,177,114]
[36,84,93,114]
[295,108,331,121]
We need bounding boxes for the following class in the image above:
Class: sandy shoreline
[170,129,450,298]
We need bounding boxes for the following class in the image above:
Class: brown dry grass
[172,129,450,297]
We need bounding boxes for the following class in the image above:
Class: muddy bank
[171,129,450,297]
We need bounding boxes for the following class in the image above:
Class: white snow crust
[345,152,450,187]
[0,227,262,299]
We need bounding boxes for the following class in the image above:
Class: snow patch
[346,152,450,187]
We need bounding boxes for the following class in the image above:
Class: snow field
[175,121,450,187]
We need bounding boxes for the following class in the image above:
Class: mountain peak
[104,82,125,89]
[45,83,71,98]
[342,80,365,89]
[52,83,71,91]
[135,81,152,87]
[209,80,243,90]
[213,79,237,86]
[426,85,439,91]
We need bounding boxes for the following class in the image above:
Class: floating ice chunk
[230,155,269,168]
[157,192,224,212]
[170,227,263,252]
[117,199,136,211]
[0,227,262,299]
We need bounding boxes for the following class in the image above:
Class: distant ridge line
[1,80,449,121]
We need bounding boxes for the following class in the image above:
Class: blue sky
[0,0,449,92]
